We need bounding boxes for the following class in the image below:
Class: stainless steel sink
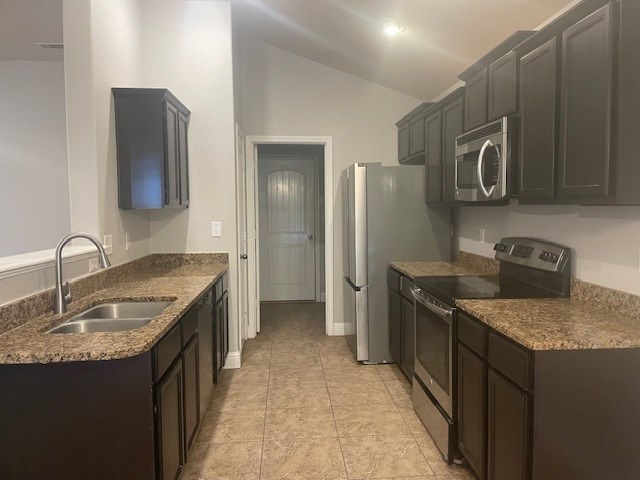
[72,301,173,320]
[47,301,173,334]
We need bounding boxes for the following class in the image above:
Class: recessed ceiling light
[382,19,405,37]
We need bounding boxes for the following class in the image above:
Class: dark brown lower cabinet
[213,286,229,382]
[388,288,402,364]
[401,297,415,378]
[487,370,530,480]
[155,359,184,480]
[182,334,200,455]
[458,344,486,480]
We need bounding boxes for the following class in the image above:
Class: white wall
[0,61,70,256]
[144,1,240,357]
[456,202,640,295]
[240,40,424,331]
[64,0,151,267]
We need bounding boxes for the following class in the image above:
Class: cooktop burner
[414,275,562,305]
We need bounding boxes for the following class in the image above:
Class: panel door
[388,288,402,365]
[487,370,529,480]
[409,114,426,156]
[177,111,190,206]
[259,157,316,301]
[442,95,464,203]
[519,38,558,201]
[182,334,200,456]
[488,51,518,121]
[464,69,488,131]
[558,4,614,201]
[164,102,180,207]
[154,359,184,480]
[458,344,487,480]
[398,123,410,162]
[401,296,415,378]
[425,110,442,203]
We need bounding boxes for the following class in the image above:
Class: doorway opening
[257,144,325,304]
[244,136,334,341]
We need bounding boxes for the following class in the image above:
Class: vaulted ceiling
[232,0,577,100]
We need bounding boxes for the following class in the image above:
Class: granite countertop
[390,256,499,280]
[456,297,640,351]
[0,262,227,364]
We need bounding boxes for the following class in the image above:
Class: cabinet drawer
[400,276,415,300]
[387,268,401,291]
[488,332,532,391]
[458,312,487,357]
[153,323,182,381]
[182,305,199,345]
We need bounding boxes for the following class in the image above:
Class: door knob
[240,254,248,260]
[308,234,314,240]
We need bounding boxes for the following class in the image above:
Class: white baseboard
[330,322,346,336]
[223,350,241,369]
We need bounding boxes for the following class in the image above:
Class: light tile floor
[181,302,475,480]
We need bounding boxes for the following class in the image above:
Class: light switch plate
[103,235,113,255]
[211,222,222,238]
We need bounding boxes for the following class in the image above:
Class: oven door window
[415,301,450,395]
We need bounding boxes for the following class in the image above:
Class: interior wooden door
[258,156,316,301]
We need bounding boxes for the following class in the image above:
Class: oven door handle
[411,288,453,321]
[477,139,496,198]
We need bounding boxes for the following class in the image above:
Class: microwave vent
[456,121,502,146]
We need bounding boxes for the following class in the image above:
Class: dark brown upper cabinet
[518,38,558,202]
[113,88,191,210]
[464,69,488,131]
[557,4,614,201]
[423,88,465,206]
[396,103,432,165]
[460,31,535,132]
[516,0,640,206]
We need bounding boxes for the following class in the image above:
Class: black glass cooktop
[414,275,562,305]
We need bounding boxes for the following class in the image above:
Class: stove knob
[539,251,550,261]
[494,243,507,253]
[547,253,559,263]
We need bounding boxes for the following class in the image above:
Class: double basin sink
[48,301,173,334]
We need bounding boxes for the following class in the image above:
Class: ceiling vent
[35,42,64,49]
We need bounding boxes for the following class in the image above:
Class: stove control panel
[494,237,571,273]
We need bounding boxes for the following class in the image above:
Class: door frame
[245,136,334,337]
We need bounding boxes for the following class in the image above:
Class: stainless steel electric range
[411,237,571,463]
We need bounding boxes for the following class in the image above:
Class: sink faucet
[54,232,111,315]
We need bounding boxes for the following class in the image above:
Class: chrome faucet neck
[53,233,111,315]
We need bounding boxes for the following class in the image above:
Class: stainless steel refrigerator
[342,163,451,363]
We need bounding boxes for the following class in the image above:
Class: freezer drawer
[343,277,369,362]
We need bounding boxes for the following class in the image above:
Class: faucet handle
[63,282,72,304]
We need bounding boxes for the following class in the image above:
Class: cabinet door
[213,299,223,383]
[464,69,488,131]
[409,115,426,156]
[388,289,402,364]
[178,112,190,207]
[154,359,184,480]
[519,38,558,201]
[398,123,410,162]
[487,370,529,480]
[222,292,229,362]
[458,344,486,480]
[401,297,415,378]
[198,294,214,407]
[442,96,464,203]
[558,4,614,201]
[182,334,200,456]
[164,102,180,207]
[425,110,442,203]
[488,52,518,121]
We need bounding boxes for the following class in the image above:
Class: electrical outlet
[125,232,131,251]
[88,258,99,272]
[103,235,113,255]
[480,228,486,243]
[211,222,222,238]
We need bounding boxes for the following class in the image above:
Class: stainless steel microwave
[454,117,517,202]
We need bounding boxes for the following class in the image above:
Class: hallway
[181,302,474,479]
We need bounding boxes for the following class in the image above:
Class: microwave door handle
[477,140,496,198]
